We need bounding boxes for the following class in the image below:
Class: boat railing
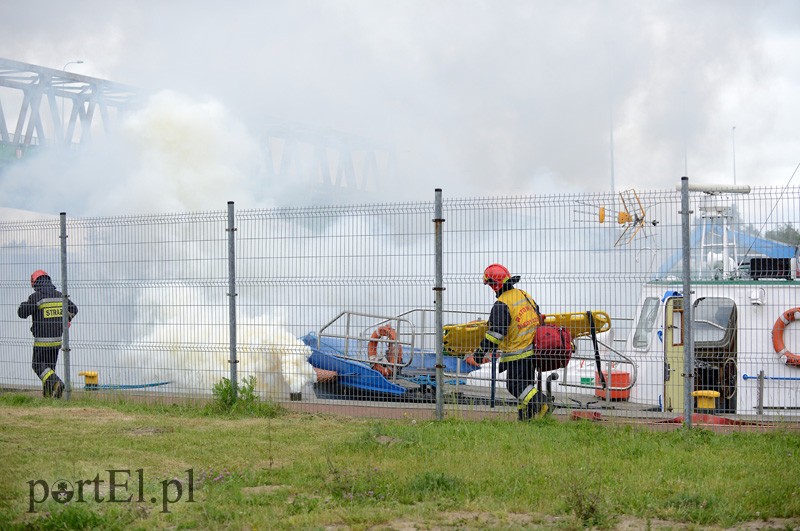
[316,309,637,399]
[395,308,487,376]
[396,308,486,349]
[316,310,417,377]
[560,336,638,400]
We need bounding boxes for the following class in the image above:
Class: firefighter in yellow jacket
[17,270,78,398]
[471,263,548,420]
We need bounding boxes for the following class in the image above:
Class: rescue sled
[442,311,612,356]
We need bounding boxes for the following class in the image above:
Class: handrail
[316,311,417,376]
[315,309,637,395]
[559,336,638,394]
[743,373,800,381]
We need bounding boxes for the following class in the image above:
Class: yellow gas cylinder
[692,390,720,410]
[78,371,99,387]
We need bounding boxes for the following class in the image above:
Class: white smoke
[116,284,317,399]
[0,91,266,216]
[110,91,264,214]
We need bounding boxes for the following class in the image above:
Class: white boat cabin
[628,269,800,416]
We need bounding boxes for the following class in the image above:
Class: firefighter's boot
[40,368,64,399]
[518,385,550,421]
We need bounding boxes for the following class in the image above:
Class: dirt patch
[327,512,800,530]
[241,485,288,496]
[0,406,135,423]
[375,435,402,446]
[127,426,173,436]
[398,513,800,530]
[614,515,800,530]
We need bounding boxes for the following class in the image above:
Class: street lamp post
[731,126,737,186]
[61,60,84,142]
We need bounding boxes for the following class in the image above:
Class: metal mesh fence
[1,185,799,423]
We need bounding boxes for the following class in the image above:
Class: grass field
[1,391,799,530]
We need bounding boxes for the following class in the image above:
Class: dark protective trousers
[32,346,64,398]
[505,356,541,420]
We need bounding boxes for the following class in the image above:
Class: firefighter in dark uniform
[18,270,78,398]
[470,263,549,420]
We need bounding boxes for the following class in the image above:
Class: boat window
[693,297,735,343]
[633,297,660,349]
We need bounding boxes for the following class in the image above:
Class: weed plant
[206,375,281,417]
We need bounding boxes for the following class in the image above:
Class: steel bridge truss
[262,124,390,191]
[0,58,387,191]
[0,57,140,149]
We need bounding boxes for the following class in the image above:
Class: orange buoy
[367,325,403,377]
[772,307,800,367]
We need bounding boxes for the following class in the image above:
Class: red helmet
[30,269,48,287]
[483,264,512,292]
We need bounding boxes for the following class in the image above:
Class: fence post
[680,177,695,428]
[59,212,71,400]
[433,189,445,421]
[227,201,238,401]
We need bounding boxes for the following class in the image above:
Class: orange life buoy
[772,307,800,367]
[368,325,403,377]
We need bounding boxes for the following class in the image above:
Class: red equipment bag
[533,324,573,372]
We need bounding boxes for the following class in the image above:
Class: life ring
[368,325,403,377]
[772,307,800,367]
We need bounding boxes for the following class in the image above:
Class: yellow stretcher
[442,311,611,356]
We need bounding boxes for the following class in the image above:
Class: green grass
[0,392,799,530]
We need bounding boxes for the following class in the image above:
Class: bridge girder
[0,58,388,193]
[0,57,140,149]
[262,124,390,193]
